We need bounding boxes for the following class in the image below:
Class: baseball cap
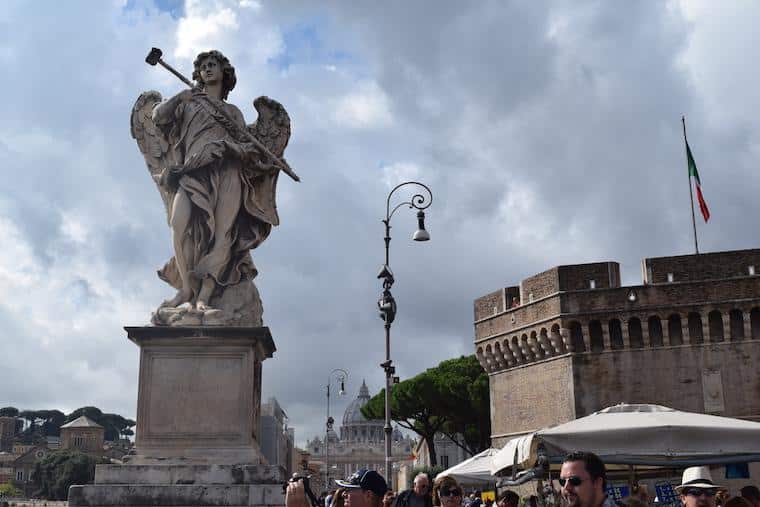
[335,469,388,497]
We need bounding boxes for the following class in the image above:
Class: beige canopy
[437,448,499,485]
[491,404,760,475]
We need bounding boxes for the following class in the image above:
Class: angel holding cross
[131,49,294,326]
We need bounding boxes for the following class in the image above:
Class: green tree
[14,407,135,444]
[64,407,136,441]
[36,410,66,437]
[435,355,491,455]
[17,410,67,442]
[0,481,22,497]
[361,355,490,466]
[362,369,445,466]
[32,449,105,500]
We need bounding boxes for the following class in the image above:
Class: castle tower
[474,248,760,447]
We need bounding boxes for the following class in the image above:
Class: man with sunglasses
[394,473,433,507]
[675,466,724,507]
[558,451,614,507]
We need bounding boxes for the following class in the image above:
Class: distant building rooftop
[60,416,103,429]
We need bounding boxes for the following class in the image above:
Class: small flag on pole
[685,139,710,222]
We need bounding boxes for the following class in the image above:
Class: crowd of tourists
[285,452,760,507]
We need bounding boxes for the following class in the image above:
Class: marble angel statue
[130,49,295,326]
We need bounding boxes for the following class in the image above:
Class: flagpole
[682,116,699,255]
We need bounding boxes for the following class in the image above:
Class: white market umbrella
[491,404,760,475]
[438,448,499,485]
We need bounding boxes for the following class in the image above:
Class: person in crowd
[287,469,387,507]
[621,497,647,507]
[741,486,760,507]
[632,484,651,505]
[496,490,519,507]
[332,489,347,507]
[337,471,388,507]
[469,491,482,507]
[431,475,464,507]
[384,491,397,507]
[716,490,731,507]
[558,451,615,507]
[724,498,751,507]
[394,473,433,507]
[675,466,724,507]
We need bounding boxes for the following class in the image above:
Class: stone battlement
[474,248,760,374]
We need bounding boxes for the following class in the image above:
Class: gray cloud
[2,0,759,449]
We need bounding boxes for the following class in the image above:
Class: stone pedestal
[69,326,285,507]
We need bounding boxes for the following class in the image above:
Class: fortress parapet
[474,248,760,446]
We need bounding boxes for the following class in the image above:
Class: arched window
[551,324,564,352]
[502,339,513,364]
[729,309,744,341]
[569,321,585,352]
[493,342,504,367]
[668,314,683,346]
[521,334,533,361]
[540,328,552,355]
[589,320,604,352]
[511,336,524,363]
[530,331,543,359]
[751,308,760,339]
[688,312,703,344]
[608,319,624,350]
[708,310,724,342]
[648,316,663,347]
[484,344,493,371]
[628,318,643,348]
[476,347,485,367]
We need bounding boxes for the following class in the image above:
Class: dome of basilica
[340,380,384,443]
[342,380,376,425]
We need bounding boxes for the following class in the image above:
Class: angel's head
[192,50,237,100]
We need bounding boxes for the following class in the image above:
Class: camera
[284,473,321,507]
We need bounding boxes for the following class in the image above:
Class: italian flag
[686,140,710,222]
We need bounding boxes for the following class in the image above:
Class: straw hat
[675,466,724,493]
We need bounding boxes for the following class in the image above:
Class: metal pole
[378,182,432,485]
[326,381,330,491]
[682,116,699,255]
[384,322,392,481]
[383,218,393,482]
[325,369,347,491]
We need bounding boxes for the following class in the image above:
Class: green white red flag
[685,139,710,222]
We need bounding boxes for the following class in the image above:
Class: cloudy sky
[2,0,760,447]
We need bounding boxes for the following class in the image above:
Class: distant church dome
[342,380,372,426]
[340,380,384,443]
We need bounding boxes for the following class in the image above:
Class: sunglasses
[558,477,587,487]
[683,488,718,498]
[440,488,463,497]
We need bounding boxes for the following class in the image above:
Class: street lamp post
[325,368,347,490]
[377,181,432,482]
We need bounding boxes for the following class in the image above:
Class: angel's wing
[248,96,291,158]
[130,91,175,223]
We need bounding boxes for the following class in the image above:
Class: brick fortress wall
[474,248,760,447]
